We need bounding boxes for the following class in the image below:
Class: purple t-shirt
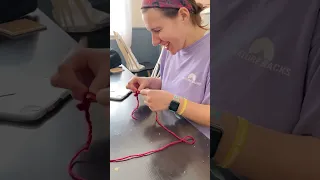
[211,1,320,138]
[160,32,210,138]
[211,1,320,179]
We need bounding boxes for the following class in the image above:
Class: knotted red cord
[68,92,96,180]
[110,91,196,162]
[69,90,196,180]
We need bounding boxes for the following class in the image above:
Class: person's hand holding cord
[126,76,162,92]
[126,76,210,126]
[50,47,109,106]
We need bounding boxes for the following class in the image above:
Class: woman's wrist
[147,77,162,90]
[175,99,210,126]
[214,112,239,165]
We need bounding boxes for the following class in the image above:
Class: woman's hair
[141,0,208,29]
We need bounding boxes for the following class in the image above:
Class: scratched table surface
[110,66,210,180]
[0,9,109,180]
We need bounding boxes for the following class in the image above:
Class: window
[110,0,132,47]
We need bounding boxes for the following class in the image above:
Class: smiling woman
[141,0,207,54]
[125,0,210,137]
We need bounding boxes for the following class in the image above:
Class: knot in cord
[134,90,140,97]
[76,92,96,111]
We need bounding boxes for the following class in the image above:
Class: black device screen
[210,125,223,158]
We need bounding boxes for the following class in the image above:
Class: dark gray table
[0,9,109,180]
[110,66,210,180]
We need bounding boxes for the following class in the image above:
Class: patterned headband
[141,0,194,13]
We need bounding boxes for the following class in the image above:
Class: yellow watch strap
[220,116,249,168]
[178,98,187,115]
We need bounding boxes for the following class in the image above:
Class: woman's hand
[140,89,174,111]
[95,88,109,106]
[50,47,109,106]
[126,76,151,93]
[126,76,163,92]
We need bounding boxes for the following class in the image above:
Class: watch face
[210,125,223,158]
[169,101,179,112]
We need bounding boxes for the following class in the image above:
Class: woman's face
[142,8,190,54]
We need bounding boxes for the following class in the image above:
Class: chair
[113,31,154,76]
[110,48,122,69]
[150,46,163,78]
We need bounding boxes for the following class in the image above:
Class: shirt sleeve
[293,14,320,138]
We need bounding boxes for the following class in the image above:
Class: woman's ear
[178,7,190,22]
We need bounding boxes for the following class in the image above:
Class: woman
[126,0,211,135]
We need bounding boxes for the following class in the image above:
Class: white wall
[197,0,210,5]
[132,0,145,28]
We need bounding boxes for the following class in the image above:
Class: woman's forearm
[179,100,210,126]
[214,112,320,180]
[148,77,162,90]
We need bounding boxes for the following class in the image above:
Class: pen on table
[0,93,15,98]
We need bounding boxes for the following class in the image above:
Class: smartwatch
[168,95,180,112]
[210,124,224,159]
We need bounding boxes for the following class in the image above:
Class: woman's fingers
[126,79,136,92]
[50,64,88,100]
[126,76,142,92]
[51,48,110,101]
[96,88,110,106]
[126,83,138,92]
[89,60,109,94]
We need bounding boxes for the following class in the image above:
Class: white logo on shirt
[237,37,291,76]
[184,73,201,85]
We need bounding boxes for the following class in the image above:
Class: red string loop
[131,91,140,120]
[68,91,196,179]
[110,91,196,162]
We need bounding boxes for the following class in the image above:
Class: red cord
[68,92,96,180]
[69,91,196,179]
[110,91,196,162]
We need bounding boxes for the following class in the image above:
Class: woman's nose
[151,34,160,46]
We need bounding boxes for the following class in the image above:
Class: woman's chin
[166,45,182,55]
[168,49,178,55]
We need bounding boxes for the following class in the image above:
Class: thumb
[137,82,148,91]
[89,66,109,94]
[96,88,109,106]
[139,89,150,95]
